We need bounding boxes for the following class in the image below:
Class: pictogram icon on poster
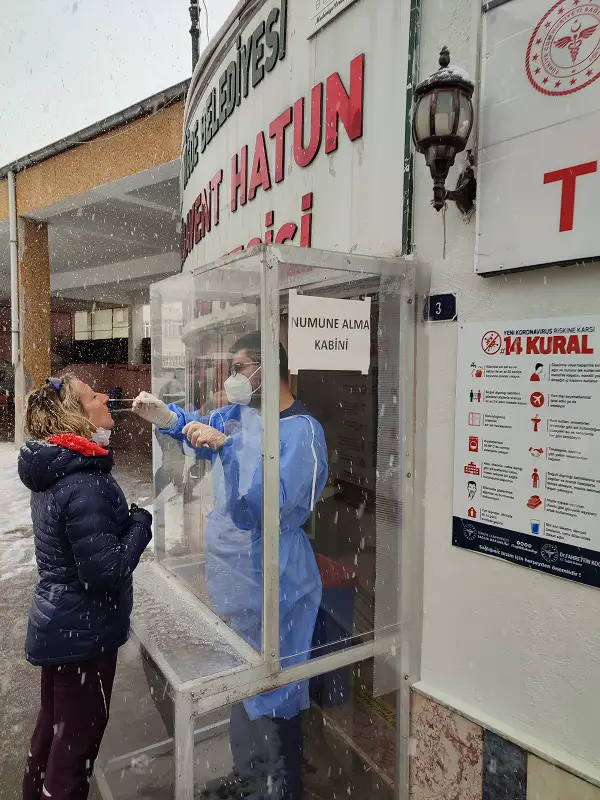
[526,0,600,97]
[463,523,478,541]
[532,415,542,432]
[464,462,480,476]
[467,507,477,519]
[541,543,559,563]
[469,436,479,453]
[481,330,502,355]
[530,391,545,408]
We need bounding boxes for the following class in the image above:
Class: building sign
[180,0,410,270]
[183,0,289,192]
[308,0,360,37]
[453,316,600,589]
[287,290,371,373]
[476,0,600,273]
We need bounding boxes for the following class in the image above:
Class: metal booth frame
[95,244,420,800]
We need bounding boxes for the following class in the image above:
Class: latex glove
[132,392,178,429]
[182,421,228,451]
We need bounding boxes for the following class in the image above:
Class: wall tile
[483,730,527,800]
[410,692,483,800]
[527,755,600,800]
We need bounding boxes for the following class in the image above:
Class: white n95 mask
[224,367,261,406]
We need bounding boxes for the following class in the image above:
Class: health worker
[133,331,328,800]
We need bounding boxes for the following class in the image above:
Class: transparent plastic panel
[150,248,410,693]
[276,258,408,696]
[99,655,396,800]
[152,253,268,657]
[150,271,194,565]
[194,657,397,800]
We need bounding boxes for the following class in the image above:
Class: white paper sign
[308,0,360,37]
[477,0,600,273]
[453,316,600,588]
[287,290,371,374]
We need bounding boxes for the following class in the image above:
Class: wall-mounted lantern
[412,46,476,214]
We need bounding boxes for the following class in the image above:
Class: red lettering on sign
[539,337,552,355]
[553,335,567,354]
[294,83,323,168]
[300,193,313,248]
[325,53,365,154]
[265,210,275,244]
[231,145,248,212]
[269,107,292,184]
[275,222,298,244]
[201,188,211,239]
[248,131,272,200]
[210,170,223,226]
[193,195,203,245]
[187,207,194,256]
[525,334,594,355]
[543,161,597,232]
[504,336,523,355]
[181,55,368,267]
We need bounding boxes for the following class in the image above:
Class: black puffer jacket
[18,435,152,666]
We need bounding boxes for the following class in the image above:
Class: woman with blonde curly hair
[19,375,152,800]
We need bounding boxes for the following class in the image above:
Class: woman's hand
[182,421,228,451]
[129,504,153,530]
[132,392,178,429]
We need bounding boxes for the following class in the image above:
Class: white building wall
[413,0,600,782]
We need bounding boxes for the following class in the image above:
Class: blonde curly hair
[24,374,94,440]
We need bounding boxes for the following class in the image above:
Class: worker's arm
[132,392,219,462]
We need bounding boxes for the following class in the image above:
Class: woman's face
[74,380,114,430]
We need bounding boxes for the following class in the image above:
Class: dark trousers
[23,651,118,800]
[229,704,303,800]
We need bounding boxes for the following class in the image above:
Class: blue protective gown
[160,398,328,720]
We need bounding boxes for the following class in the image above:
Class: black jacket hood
[18,439,114,493]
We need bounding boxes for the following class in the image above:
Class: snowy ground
[0,446,37,583]
[0,443,153,800]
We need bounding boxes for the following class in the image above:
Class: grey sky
[0,0,236,167]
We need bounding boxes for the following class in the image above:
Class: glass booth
[97,245,415,800]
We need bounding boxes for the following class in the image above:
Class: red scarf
[47,434,109,457]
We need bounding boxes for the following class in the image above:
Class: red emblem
[527,0,600,96]
[481,330,502,355]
